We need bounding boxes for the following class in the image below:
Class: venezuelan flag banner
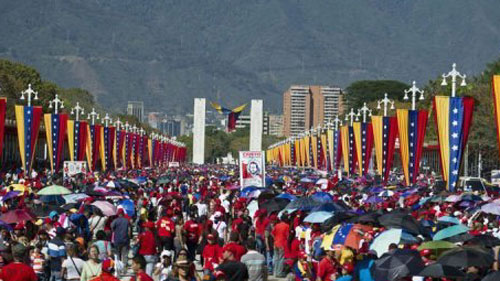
[100,126,116,171]
[125,132,134,168]
[353,122,374,176]
[304,135,311,167]
[15,105,43,172]
[294,139,300,167]
[340,125,357,176]
[67,120,88,162]
[397,109,428,186]
[148,138,155,167]
[328,129,342,171]
[433,96,474,191]
[0,98,6,160]
[114,129,126,169]
[86,124,102,171]
[321,132,328,171]
[44,113,68,173]
[492,76,500,161]
[300,136,307,167]
[372,116,398,182]
[140,135,148,168]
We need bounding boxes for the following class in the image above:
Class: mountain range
[1,0,500,114]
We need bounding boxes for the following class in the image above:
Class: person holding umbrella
[316,245,339,281]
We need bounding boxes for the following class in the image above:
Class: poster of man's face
[248,161,260,175]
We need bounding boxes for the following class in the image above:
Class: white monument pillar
[192,98,206,164]
[250,99,263,151]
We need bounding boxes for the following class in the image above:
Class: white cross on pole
[376,93,395,117]
[102,113,112,127]
[48,94,64,114]
[404,81,425,110]
[332,115,342,131]
[20,84,39,106]
[345,108,357,126]
[358,103,372,123]
[441,63,467,97]
[114,118,123,131]
[87,108,99,125]
[71,102,84,121]
[124,121,130,132]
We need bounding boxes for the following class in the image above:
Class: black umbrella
[259,198,290,214]
[379,211,421,235]
[418,263,465,278]
[284,197,322,211]
[437,247,494,268]
[468,234,500,248]
[321,212,356,232]
[31,205,65,217]
[348,211,382,225]
[444,232,473,243]
[482,271,500,281]
[371,249,425,281]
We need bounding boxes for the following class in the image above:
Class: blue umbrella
[119,199,135,217]
[285,197,323,211]
[0,221,12,231]
[366,196,384,204]
[433,224,469,241]
[370,187,384,193]
[303,211,333,223]
[265,176,274,186]
[311,192,333,203]
[312,202,349,212]
[1,191,19,201]
[276,193,297,201]
[135,176,147,184]
[240,186,259,198]
[438,216,460,225]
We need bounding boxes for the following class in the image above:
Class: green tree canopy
[345,80,410,109]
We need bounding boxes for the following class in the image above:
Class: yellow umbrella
[8,184,32,194]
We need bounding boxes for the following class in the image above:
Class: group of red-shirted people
[1,164,500,281]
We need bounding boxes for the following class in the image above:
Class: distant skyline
[1,1,499,114]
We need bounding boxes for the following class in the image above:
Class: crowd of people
[0,165,499,281]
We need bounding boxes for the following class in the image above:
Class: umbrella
[259,198,290,214]
[480,203,500,216]
[482,271,500,281]
[300,177,315,183]
[31,205,65,217]
[91,201,117,216]
[418,240,457,252]
[157,178,170,185]
[349,211,382,225]
[460,194,483,202]
[370,229,418,258]
[379,190,395,197]
[311,192,333,203]
[247,200,259,218]
[437,247,494,268]
[105,181,121,188]
[1,191,20,201]
[285,197,322,211]
[8,184,31,194]
[0,221,12,231]
[63,193,90,204]
[276,193,297,201]
[240,186,259,198]
[0,209,35,224]
[312,202,349,212]
[418,263,465,278]
[304,211,334,223]
[38,185,72,195]
[320,212,357,232]
[40,195,65,205]
[117,179,139,189]
[445,195,461,202]
[437,216,460,225]
[371,249,425,281]
[118,199,135,217]
[444,232,473,243]
[433,224,469,241]
[468,234,500,248]
[365,196,384,204]
[322,223,373,251]
[379,212,421,235]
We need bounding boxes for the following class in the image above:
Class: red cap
[298,251,307,259]
[117,209,125,215]
[222,244,237,256]
[14,222,24,230]
[207,234,215,241]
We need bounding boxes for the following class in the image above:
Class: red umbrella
[0,209,35,224]
[405,194,421,207]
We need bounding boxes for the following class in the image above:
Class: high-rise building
[283,85,344,137]
[234,112,270,134]
[268,114,284,137]
[159,116,186,137]
[127,101,144,121]
[147,112,162,129]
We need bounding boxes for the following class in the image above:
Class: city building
[159,116,187,137]
[235,112,269,134]
[283,85,344,137]
[147,112,162,129]
[268,114,284,137]
[127,101,144,121]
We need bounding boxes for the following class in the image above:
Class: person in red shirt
[0,244,37,281]
[223,232,247,261]
[285,228,301,268]
[156,209,175,252]
[137,222,157,277]
[255,210,269,253]
[183,216,202,261]
[202,234,223,274]
[272,215,290,278]
[316,247,338,281]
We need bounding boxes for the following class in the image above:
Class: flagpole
[71,102,84,121]
[376,93,395,117]
[441,63,467,97]
[357,103,372,122]
[404,81,424,111]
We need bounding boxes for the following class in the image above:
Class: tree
[345,80,410,109]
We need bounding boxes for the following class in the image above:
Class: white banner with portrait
[239,151,265,188]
